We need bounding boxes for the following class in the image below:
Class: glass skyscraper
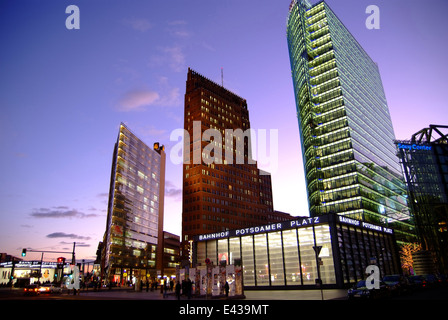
[102,123,166,285]
[287,0,415,243]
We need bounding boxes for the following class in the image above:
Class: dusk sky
[1,0,447,262]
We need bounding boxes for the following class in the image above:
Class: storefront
[192,214,400,289]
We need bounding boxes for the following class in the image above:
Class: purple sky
[1,0,447,262]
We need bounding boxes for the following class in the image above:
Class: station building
[191,214,400,289]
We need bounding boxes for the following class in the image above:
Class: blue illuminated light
[397,143,432,151]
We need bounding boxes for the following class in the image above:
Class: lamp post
[313,245,324,300]
[312,223,324,300]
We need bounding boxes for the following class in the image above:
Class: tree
[400,243,422,275]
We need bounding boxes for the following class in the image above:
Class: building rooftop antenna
[221,67,223,87]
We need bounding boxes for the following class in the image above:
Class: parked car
[39,283,63,294]
[24,284,40,296]
[382,275,410,295]
[437,274,448,286]
[348,280,390,300]
[408,275,425,291]
[421,274,438,288]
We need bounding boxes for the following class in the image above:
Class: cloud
[14,152,28,158]
[164,47,186,72]
[113,60,140,84]
[167,20,187,26]
[138,125,168,138]
[166,110,182,123]
[117,89,160,112]
[123,18,152,32]
[97,192,109,198]
[60,241,91,247]
[202,42,216,52]
[172,30,190,38]
[46,232,91,240]
[148,46,186,72]
[116,84,181,112]
[165,181,182,200]
[158,87,181,107]
[167,20,191,38]
[30,207,100,219]
[156,76,182,107]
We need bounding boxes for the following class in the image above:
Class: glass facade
[283,229,301,285]
[103,123,166,284]
[268,231,284,286]
[193,215,400,288]
[336,221,399,283]
[286,0,415,244]
[396,125,448,273]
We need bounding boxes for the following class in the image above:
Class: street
[1,285,447,300]
[2,286,447,320]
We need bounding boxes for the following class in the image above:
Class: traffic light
[21,249,26,257]
[57,257,66,269]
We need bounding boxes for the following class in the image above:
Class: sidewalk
[0,286,348,300]
[245,289,347,300]
[76,287,347,300]
[80,287,180,300]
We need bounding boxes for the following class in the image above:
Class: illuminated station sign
[195,215,393,241]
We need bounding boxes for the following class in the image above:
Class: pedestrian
[146,279,149,292]
[225,281,229,298]
[187,278,192,299]
[182,279,186,296]
[163,281,167,298]
[175,281,181,300]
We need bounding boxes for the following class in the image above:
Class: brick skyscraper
[182,68,278,259]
